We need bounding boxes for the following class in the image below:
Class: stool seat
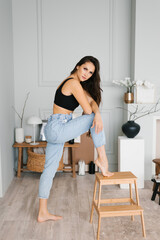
[90,171,146,240]
[96,171,137,185]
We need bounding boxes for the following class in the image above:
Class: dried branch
[12,106,21,120]
[116,97,160,122]
[21,92,30,127]
[12,92,30,128]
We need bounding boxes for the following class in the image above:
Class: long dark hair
[71,56,102,106]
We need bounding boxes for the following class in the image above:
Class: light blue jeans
[39,113,106,199]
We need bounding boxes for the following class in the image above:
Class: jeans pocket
[45,121,60,143]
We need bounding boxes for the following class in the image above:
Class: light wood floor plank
[0,172,160,240]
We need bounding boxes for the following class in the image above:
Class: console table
[13,141,80,178]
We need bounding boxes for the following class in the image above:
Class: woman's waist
[48,112,73,123]
[53,103,73,115]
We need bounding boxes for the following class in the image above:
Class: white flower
[112,80,121,86]
[135,80,154,88]
[143,80,154,89]
[135,80,144,86]
[113,77,154,92]
[112,77,135,90]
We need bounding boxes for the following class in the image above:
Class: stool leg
[140,211,146,238]
[90,178,97,223]
[129,183,134,221]
[97,214,101,240]
[134,180,140,205]
[98,183,102,209]
[151,183,159,201]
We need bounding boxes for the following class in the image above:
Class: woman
[38,56,113,223]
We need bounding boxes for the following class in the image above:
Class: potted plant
[113,77,135,103]
[12,92,30,143]
[117,98,160,138]
[113,78,155,104]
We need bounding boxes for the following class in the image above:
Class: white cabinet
[118,136,144,188]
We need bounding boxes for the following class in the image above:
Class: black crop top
[54,78,79,111]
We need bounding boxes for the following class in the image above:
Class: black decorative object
[69,139,74,144]
[122,121,140,138]
[89,161,95,174]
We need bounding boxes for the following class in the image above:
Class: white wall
[133,0,160,86]
[127,0,160,179]
[0,0,14,197]
[12,0,132,172]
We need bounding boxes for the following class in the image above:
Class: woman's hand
[91,112,103,134]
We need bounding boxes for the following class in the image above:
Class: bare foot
[95,158,114,177]
[37,212,63,223]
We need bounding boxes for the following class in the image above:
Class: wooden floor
[0,172,160,240]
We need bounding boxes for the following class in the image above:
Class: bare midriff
[53,103,73,115]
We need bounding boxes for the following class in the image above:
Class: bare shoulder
[67,78,81,86]
[66,78,82,89]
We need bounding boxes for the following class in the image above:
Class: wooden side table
[152,159,160,191]
[13,141,80,178]
[90,171,146,240]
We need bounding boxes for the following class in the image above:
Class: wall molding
[36,0,115,87]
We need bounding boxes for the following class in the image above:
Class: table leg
[72,148,76,178]
[151,183,159,201]
[17,147,22,178]
[21,148,23,168]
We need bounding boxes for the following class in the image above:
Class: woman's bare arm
[83,91,103,134]
[71,80,92,114]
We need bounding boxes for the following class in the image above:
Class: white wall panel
[37,0,114,86]
[134,0,160,86]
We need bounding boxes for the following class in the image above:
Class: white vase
[15,128,24,143]
[78,160,85,176]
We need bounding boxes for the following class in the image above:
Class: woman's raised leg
[53,113,113,176]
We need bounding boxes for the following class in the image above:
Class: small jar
[25,136,32,143]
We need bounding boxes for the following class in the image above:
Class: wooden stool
[152,159,160,191]
[90,172,146,240]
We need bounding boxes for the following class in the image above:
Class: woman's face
[76,61,95,82]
